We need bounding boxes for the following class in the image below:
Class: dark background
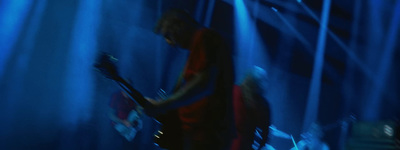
[0,0,399,149]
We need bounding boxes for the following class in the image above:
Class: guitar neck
[115,76,152,108]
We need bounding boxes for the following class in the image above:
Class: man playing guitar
[95,8,235,150]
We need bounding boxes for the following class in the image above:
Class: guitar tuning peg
[154,134,160,139]
[158,130,164,135]
[154,130,164,139]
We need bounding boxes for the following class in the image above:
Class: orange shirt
[179,28,212,128]
[178,28,231,140]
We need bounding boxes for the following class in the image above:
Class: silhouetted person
[146,9,235,150]
[231,66,272,150]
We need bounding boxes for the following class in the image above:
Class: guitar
[114,110,142,141]
[94,52,183,149]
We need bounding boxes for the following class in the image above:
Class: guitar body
[114,110,143,142]
[114,124,138,141]
[94,53,183,149]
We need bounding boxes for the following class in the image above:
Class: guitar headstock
[94,52,120,80]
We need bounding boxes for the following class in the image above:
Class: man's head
[240,66,269,108]
[154,9,200,49]
[241,66,269,95]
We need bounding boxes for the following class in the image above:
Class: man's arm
[152,66,218,112]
